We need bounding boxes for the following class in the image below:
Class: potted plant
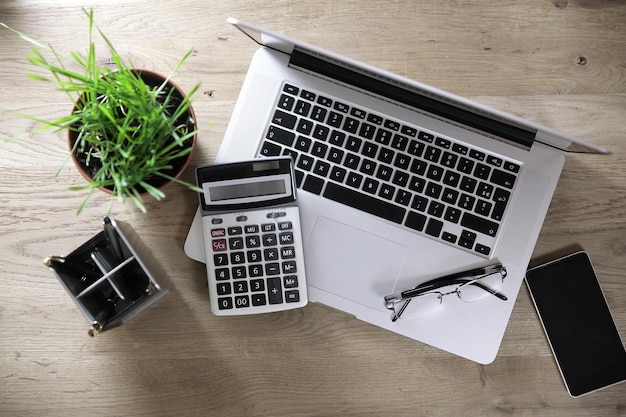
[2,8,202,213]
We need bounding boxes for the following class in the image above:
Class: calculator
[196,157,308,315]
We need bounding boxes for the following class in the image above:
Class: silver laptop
[184,18,609,364]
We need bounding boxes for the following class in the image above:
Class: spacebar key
[323,183,406,224]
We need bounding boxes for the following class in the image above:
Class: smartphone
[525,251,626,397]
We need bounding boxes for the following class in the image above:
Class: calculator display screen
[201,173,293,208]
[208,179,286,201]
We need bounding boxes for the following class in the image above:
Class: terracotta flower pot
[68,69,197,196]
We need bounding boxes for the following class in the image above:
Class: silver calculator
[196,157,308,315]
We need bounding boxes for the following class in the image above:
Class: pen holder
[45,217,170,336]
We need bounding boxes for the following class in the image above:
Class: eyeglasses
[384,263,508,322]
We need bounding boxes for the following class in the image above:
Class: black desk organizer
[46,217,170,336]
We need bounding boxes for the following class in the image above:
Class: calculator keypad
[203,208,308,315]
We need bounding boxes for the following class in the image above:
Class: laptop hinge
[288,47,536,151]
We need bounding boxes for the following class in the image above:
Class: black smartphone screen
[525,251,626,397]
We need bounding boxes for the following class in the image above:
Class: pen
[103,217,124,263]
[88,290,119,337]
[43,255,100,283]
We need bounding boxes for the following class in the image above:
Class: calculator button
[215,268,230,281]
[218,297,233,310]
[217,282,231,295]
[211,218,223,225]
[265,263,280,276]
[263,233,278,246]
[212,239,227,252]
[246,235,261,248]
[211,228,226,237]
[267,277,283,304]
[281,247,296,259]
[232,266,247,279]
[233,281,249,294]
[228,227,243,235]
[214,254,229,266]
[247,250,262,263]
[252,293,267,306]
[279,232,294,245]
[285,290,300,303]
[236,215,248,222]
[262,223,276,232]
[235,295,250,308]
[245,225,259,234]
[284,275,298,288]
[230,252,246,264]
[282,261,297,274]
[229,237,244,250]
[279,221,293,230]
[250,279,265,292]
[248,264,264,277]
[264,248,279,261]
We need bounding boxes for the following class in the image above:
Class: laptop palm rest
[305,216,407,312]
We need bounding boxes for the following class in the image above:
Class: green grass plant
[2,8,202,214]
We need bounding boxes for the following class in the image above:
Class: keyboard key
[300,90,316,101]
[442,232,457,243]
[405,211,427,231]
[303,174,324,194]
[487,155,503,167]
[461,212,499,237]
[330,166,347,182]
[328,112,344,128]
[351,107,367,119]
[260,141,282,157]
[473,163,491,180]
[283,84,299,95]
[425,219,444,237]
[503,161,521,173]
[333,101,349,113]
[384,120,400,131]
[346,172,363,188]
[491,188,511,221]
[378,184,396,200]
[272,110,297,129]
[343,117,360,133]
[294,100,311,116]
[278,94,295,111]
[411,195,429,212]
[317,96,333,107]
[475,244,491,255]
[418,131,434,142]
[323,182,406,224]
[395,190,412,206]
[469,149,485,161]
[266,126,295,146]
[490,168,517,189]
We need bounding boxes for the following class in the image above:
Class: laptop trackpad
[305,216,408,312]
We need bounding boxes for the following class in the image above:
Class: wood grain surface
[1,1,625,416]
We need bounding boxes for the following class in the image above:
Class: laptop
[184,18,610,364]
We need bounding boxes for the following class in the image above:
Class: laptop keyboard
[257,83,521,258]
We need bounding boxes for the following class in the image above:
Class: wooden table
[1,1,625,416]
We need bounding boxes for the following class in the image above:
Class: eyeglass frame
[384,263,508,322]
